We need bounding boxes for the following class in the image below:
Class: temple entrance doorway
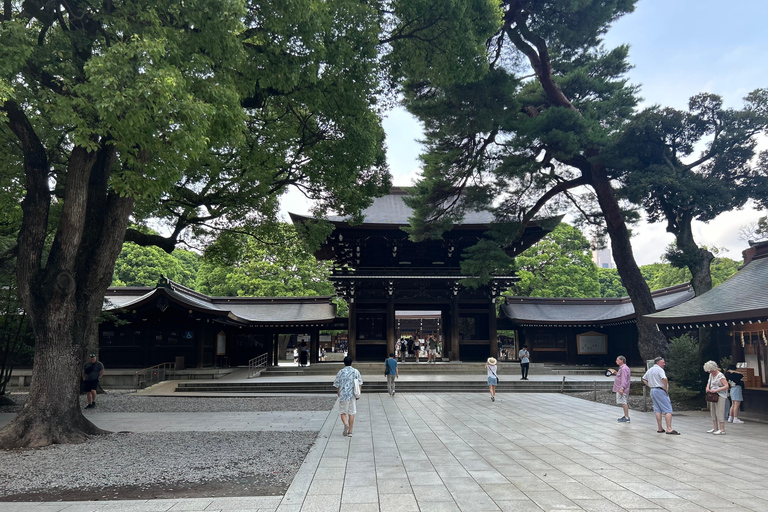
[395,310,443,361]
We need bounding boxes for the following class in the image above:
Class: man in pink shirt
[609,355,631,422]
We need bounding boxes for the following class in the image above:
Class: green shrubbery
[666,334,702,393]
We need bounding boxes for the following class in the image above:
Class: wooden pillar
[310,327,319,364]
[386,297,396,357]
[196,328,204,368]
[451,296,460,361]
[272,332,279,367]
[348,301,357,361]
[489,300,498,359]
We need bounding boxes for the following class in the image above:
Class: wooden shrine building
[498,284,695,365]
[290,187,558,362]
[98,277,340,368]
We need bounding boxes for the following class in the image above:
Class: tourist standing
[642,357,679,435]
[486,357,498,402]
[414,338,421,362]
[428,336,438,363]
[518,344,530,380]
[385,352,399,396]
[333,356,363,437]
[726,365,745,423]
[82,353,104,409]
[609,355,631,422]
[704,360,728,435]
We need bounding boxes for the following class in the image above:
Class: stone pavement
[3,392,768,511]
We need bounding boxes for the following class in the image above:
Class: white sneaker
[728,417,733,423]
[713,430,726,435]
[706,428,716,433]
[732,418,744,424]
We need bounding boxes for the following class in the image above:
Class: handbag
[353,377,361,399]
[705,391,719,403]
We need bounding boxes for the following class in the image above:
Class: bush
[666,334,701,392]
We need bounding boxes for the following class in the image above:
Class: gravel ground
[0,390,337,414]
[0,391,335,501]
[567,389,704,412]
[0,431,316,501]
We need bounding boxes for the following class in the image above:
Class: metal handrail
[248,353,269,378]
[134,362,176,390]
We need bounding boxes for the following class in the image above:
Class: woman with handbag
[704,360,728,435]
[486,357,498,402]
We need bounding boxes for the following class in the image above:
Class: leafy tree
[598,268,626,298]
[196,225,334,298]
[666,333,702,393]
[598,257,739,298]
[508,223,599,297]
[0,0,492,448]
[401,0,671,359]
[111,243,199,288]
[619,93,768,296]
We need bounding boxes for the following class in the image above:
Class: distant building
[592,246,615,269]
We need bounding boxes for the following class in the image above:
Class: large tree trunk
[590,165,669,360]
[0,108,135,447]
[672,218,714,296]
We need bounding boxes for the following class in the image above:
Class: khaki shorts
[615,392,628,405]
[339,399,357,415]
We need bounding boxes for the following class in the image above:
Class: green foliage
[195,224,336,299]
[111,243,200,288]
[507,223,600,297]
[598,268,626,298]
[666,334,701,391]
[597,257,739,298]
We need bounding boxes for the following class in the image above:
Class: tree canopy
[509,223,600,298]
[619,92,768,295]
[0,0,496,447]
[111,243,199,288]
[400,0,671,359]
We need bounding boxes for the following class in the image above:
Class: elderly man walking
[609,355,631,422]
[642,356,680,435]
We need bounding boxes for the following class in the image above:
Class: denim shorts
[730,385,743,402]
[487,377,498,386]
[650,387,673,414]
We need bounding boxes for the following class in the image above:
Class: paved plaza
[3,392,768,512]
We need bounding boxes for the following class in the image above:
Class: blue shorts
[487,377,498,386]
[83,379,99,392]
[730,385,743,402]
[650,387,673,414]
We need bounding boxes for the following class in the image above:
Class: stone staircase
[174,379,614,394]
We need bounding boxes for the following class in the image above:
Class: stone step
[175,380,614,394]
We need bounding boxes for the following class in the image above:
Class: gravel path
[0,391,335,501]
[0,431,315,500]
[568,389,704,412]
[0,391,337,414]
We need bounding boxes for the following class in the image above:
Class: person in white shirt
[642,357,679,435]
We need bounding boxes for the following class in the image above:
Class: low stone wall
[6,368,236,389]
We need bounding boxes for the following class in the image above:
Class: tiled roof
[646,256,768,324]
[103,280,336,325]
[500,284,694,325]
[292,187,511,226]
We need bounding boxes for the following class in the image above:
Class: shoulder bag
[705,391,719,403]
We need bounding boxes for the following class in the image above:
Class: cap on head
[89,354,97,358]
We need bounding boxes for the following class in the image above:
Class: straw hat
[487,357,497,365]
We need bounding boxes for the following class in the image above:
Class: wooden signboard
[577,331,607,355]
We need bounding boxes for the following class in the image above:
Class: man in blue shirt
[333,356,362,437]
[385,353,399,396]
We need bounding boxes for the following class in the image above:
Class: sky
[282,0,768,265]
